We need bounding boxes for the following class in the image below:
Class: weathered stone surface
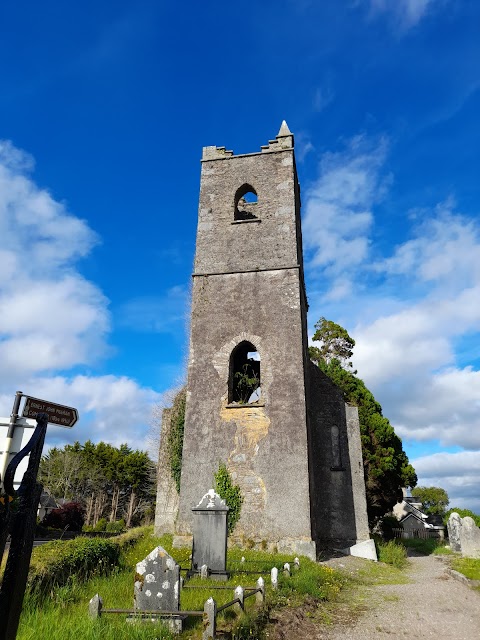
[460,516,480,558]
[447,512,462,552]
[168,125,371,555]
[155,404,181,535]
[192,490,228,576]
[340,539,378,562]
[134,546,180,612]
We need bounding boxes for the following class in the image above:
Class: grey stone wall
[306,363,356,546]
[169,125,370,558]
[176,267,313,546]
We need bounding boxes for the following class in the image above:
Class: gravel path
[322,554,480,640]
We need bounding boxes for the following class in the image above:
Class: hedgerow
[27,527,147,603]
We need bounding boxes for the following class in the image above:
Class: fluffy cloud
[303,135,389,297]
[0,140,160,450]
[413,451,480,513]
[0,140,108,378]
[352,205,480,452]
[304,134,480,510]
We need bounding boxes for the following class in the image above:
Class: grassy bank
[17,529,345,640]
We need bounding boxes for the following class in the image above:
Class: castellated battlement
[202,121,294,161]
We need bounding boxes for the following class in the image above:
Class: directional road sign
[22,396,79,428]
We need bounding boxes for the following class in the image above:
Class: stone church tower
[155,123,370,559]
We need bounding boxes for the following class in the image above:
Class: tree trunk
[109,485,119,522]
[85,493,94,526]
[125,490,137,528]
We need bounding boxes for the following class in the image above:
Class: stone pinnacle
[277,120,292,137]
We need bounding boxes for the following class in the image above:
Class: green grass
[16,529,346,640]
[398,537,451,556]
[376,540,408,569]
[452,557,480,581]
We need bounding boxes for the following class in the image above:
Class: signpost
[1,392,79,639]
[22,396,78,428]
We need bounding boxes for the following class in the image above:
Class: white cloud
[0,140,161,453]
[350,204,480,461]
[303,134,389,288]
[413,451,480,513]
[368,0,437,30]
[304,134,480,511]
[0,140,108,378]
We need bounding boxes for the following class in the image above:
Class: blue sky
[1,1,479,511]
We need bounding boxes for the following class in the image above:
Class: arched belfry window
[229,341,261,403]
[234,184,258,221]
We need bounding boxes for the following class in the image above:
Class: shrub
[105,519,125,533]
[376,540,408,569]
[28,527,148,604]
[92,517,107,532]
[42,502,85,531]
[214,463,243,535]
[28,537,119,603]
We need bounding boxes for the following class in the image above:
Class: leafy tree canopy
[311,317,356,369]
[411,486,449,516]
[39,441,155,529]
[309,319,417,525]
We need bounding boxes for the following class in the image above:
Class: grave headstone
[447,512,462,552]
[131,546,184,633]
[459,516,480,559]
[191,489,229,580]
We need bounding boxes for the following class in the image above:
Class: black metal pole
[0,412,48,640]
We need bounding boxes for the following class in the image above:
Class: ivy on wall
[166,388,186,492]
[214,463,243,535]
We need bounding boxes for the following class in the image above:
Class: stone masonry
[155,123,371,558]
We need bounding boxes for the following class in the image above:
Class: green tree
[309,320,417,525]
[214,463,243,535]
[39,441,156,528]
[411,486,449,516]
[311,317,356,369]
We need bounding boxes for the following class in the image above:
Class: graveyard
[4,520,478,639]
[11,526,346,639]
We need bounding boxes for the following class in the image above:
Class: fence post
[256,577,265,604]
[89,594,103,619]
[271,567,278,590]
[234,585,244,612]
[283,562,291,577]
[203,597,216,640]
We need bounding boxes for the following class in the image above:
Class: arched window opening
[234,184,258,221]
[229,341,261,404]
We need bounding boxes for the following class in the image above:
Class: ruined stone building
[155,123,371,559]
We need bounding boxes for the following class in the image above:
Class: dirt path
[267,554,480,640]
